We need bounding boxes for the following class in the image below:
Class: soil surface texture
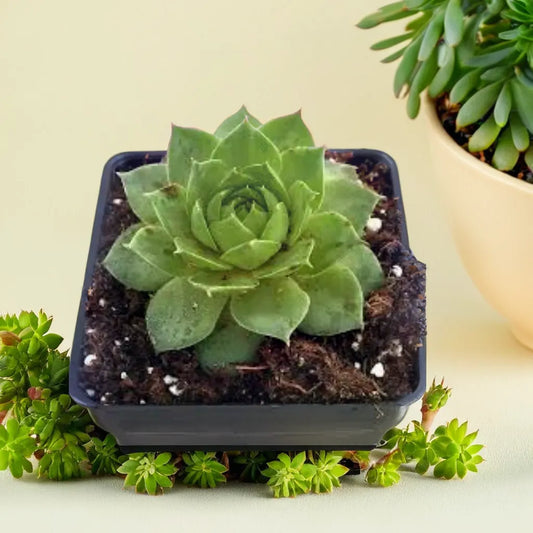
[81,151,426,405]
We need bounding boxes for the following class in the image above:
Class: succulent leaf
[126,225,188,277]
[211,119,282,172]
[230,278,310,343]
[103,225,173,291]
[119,164,169,223]
[214,105,261,138]
[259,110,314,151]
[297,264,364,335]
[280,147,325,208]
[146,277,227,352]
[301,212,362,274]
[167,126,218,186]
[104,109,384,367]
[320,161,380,235]
[338,244,384,295]
[195,311,263,368]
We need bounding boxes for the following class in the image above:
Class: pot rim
[423,94,533,196]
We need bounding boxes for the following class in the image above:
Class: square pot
[69,149,426,451]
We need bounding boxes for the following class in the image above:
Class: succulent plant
[104,107,383,368]
[181,451,228,488]
[117,452,177,495]
[359,0,533,172]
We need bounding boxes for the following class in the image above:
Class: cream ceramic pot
[424,99,533,350]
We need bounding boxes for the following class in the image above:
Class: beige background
[0,1,532,531]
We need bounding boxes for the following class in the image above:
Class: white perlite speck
[120,371,128,380]
[391,265,403,278]
[84,354,97,366]
[112,198,123,205]
[163,374,179,385]
[146,367,154,375]
[86,389,95,397]
[98,298,106,308]
[353,362,361,370]
[370,362,385,378]
[391,339,403,357]
[366,217,382,233]
[351,341,360,351]
[168,384,184,397]
[114,339,122,347]
[86,328,95,334]
[139,399,146,405]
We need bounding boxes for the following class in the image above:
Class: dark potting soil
[81,152,426,406]
[436,94,533,184]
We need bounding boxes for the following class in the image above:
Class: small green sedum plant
[104,107,383,368]
[359,0,533,172]
[1,311,485,497]
[117,452,177,495]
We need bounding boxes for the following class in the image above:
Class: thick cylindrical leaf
[456,82,503,127]
[493,82,512,127]
[370,33,413,51]
[511,78,533,133]
[320,161,380,235]
[230,278,310,343]
[118,164,169,224]
[259,111,314,151]
[297,265,363,335]
[103,225,173,291]
[301,212,361,274]
[214,106,262,138]
[381,45,408,63]
[428,44,455,98]
[167,126,218,186]
[492,126,520,170]
[419,10,444,61]
[466,45,516,68]
[393,36,423,97]
[211,120,282,173]
[450,69,481,104]
[219,240,280,270]
[510,113,530,151]
[524,145,533,170]
[444,0,463,47]
[146,277,227,352]
[126,226,188,277]
[468,115,501,152]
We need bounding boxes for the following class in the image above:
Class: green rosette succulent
[104,107,383,368]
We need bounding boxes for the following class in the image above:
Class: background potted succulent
[359,0,533,349]
[69,107,426,450]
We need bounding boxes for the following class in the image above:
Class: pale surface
[0,1,531,531]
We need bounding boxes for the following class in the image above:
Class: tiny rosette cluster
[104,107,383,368]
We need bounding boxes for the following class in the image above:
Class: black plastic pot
[69,149,426,452]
